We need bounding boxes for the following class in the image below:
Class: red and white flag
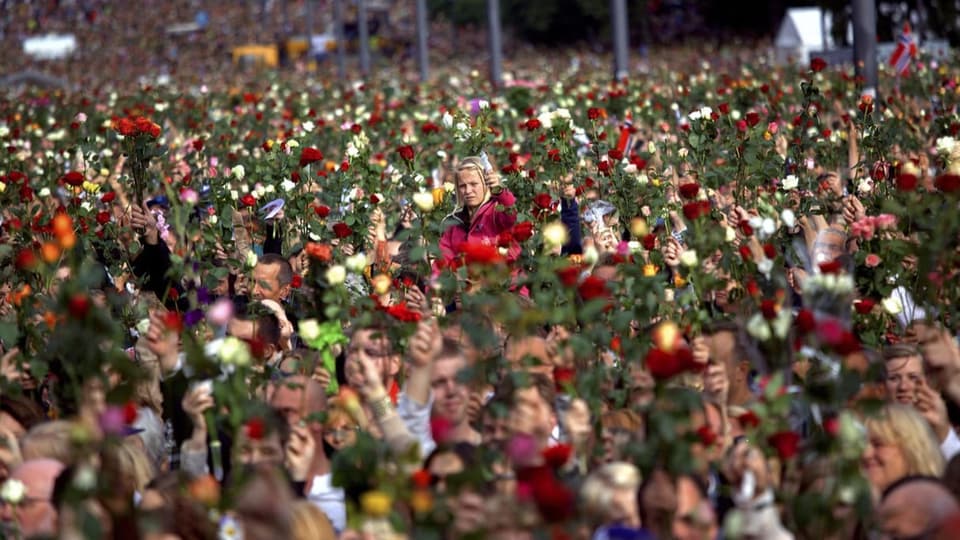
[889,23,918,76]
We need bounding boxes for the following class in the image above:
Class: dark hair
[702,319,768,375]
[882,343,921,362]
[436,337,466,362]
[424,442,478,471]
[0,394,45,431]
[493,372,556,412]
[881,474,951,500]
[259,253,293,287]
[256,313,282,348]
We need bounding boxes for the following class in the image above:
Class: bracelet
[369,395,393,420]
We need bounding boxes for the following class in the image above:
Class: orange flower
[43,311,58,329]
[11,284,32,306]
[41,242,61,263]
[305,242,333,262]
[58,231,77,250]
[52,214,73,238]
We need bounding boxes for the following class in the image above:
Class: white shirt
[941,428,960,462]
[307,473,346,533]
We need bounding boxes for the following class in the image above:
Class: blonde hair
[454,157,490,209]
[290,500,336,540]
[865,403,945,478]
[580,461,641,525]
[21,420,76,465]
[104,440,156,494]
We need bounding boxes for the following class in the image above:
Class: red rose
[642,234,657,250]
[123,401,139,424]
[299,147,323,167]
[935,173,960,193]
[745,111,761,127]
[396,145,415,161]
[15,249,38,271]
[556,266,581,287]
[577,276,608,301]
[542,444,573,469]
[682,200,710,221]
[332,222,353,239]
[796,309,816,334]
[737,410,761,429]
[608,148,623,161]
[95,211,111,225]
[497,231,514,247]
[587,107,602,120]
[411,469,432,489]
[553,367,576,391]
[745,279,760,297]
[524,470,575,523]
[810,57,827,72]
[896,173,918,191]
[421,122,441,135]
[547,148,561,162]
[645,348,683,380]
[678,182,700,199]
[134,117,154,135]
[101,192,116,203]
[148,123,161,138]
[192,138,204,152]
[854,298,876,314]
[460,240,503,265]
[63,171,85,186]
[760,299,778,320]
[823,416,840,437]
[369,193,380,204]
[718,102,730,115]
[245,417,265,440]
[818,260,842,274]
[340,161,350,172]
[68,293,91,319]
[290,275,302,289]
[696,425,718,446]
[739,221,754,236]
[240,194,256,207]
[114,117,136,136]
[525,118,542,131]
[597,160,612,175]
[736,119,748,132]
[314,205,331,218]
[163,311,184,332]
[385,302,422,323]
[512,221,534,242]
[762,243,776,259]
[738,245,753,260]
[767,430,801,460]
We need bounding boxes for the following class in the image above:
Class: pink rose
[865,253,882,267]
[767,121,778,134]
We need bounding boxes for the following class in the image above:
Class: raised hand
[182,383,214,449]
[285,422,316,483]
[407,317,442,369]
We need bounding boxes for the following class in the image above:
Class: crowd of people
[2,13,960,538]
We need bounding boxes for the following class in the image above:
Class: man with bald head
[268,375,344,532]
[879,476,959,539]
[1,458,64,538]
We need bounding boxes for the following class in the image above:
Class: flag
[889,23,918,76]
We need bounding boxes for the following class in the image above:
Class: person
[431,338,482,445]
[861,404,945,496]
[438,156,518,266]
[877,476,960,539]
[702,321,756,407]
[1,458,64,538]
[252,253,294,304]
[882,343,960,460]
[581,461,642,529]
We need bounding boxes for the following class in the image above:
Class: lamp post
[611,0,629,81]
[852,0,878,96]
[415,0,429,82]
[333,0,346,79]
[487,0,503,88]
[357,0,371,76]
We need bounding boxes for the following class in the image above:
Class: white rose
[287,139,299,148]
[264,184,276,194]
[757,258,774,277]
[245,251,258,269]
[745,313,772,341]
[302,120,315,133]
[441,112,454,128]
[209,215,218,225]
[542,221,569,248]
[232,165,245,180]
[136,318,152,336]
[443,181,455,193]
[781,209,796,229]
[725,226,737,243]
[699,106,713,118]
[412,191,435,212]
[230,190,239,201]
[678,148,689,158]
[477,100,490,110]
[536,111,553,129]
[1,479,26,505]
[759,218,777,239]
[679,249,698,268]
[38,187,51,197]
[781,175,799,190]
[346,143,360,158]
[345,253,368,273]
[857,178,873,194]
[281,179,296,192]
[298,319,321,342]
[325,265,347,285]
[219,336,251,367]
[731,110,742,120]
[882,294,903,315]
[101,148,113,158]
[688,110,702,122]
[772,310,792,339]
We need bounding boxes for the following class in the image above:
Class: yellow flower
[82,181,101,194]
[674,274,687,288]
[432,187,446,207]
[642,264,658,277]
[361,490,392,518]
[651,178,661,187]
[410,490,433,514]
[763,131,772,141]
[263,139,274,151]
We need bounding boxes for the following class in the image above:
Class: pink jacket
[438,188,519,265]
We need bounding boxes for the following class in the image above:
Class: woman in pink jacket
[438,156,519,266]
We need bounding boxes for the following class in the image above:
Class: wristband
[369,395,393,420]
